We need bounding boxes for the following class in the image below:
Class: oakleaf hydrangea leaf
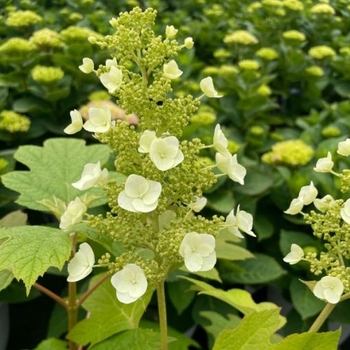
[0,226,71,294]
[1,138,110,213]
[213,310,340,350]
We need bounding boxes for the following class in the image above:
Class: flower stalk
[157,281,168,350]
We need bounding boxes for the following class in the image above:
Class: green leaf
[34,338,68,350]
[235,170,274,196]
[0,210,27,227]
[213,309,281,350]
[213,309,340,350]
[167,278,196,315]
[0,226,71,294]
[1,138,110,213]
[67,274,153,347]
[290,278,324,320]
[273,330,341,350]
[254,213,274,241]
[0,269,13,291]
[216,230,254,261]
[182,277,285,326]
[220,254,286,284]
[279,230,320,257]
[91,329,160,350]
[200,310,241,344]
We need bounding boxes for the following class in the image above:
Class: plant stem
[157,282,168,350]
[33,282,67,308]
[68,281,78,350]
[76,273,109,307]
[308,302,336,333]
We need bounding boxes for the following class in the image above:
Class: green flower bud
[31,66,64,84]
[224,30,258,45]
[309,45,336,59]
[0,110,30,133]
[6,10,42,27]
[256,47,279,60]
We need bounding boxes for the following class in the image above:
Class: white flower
[59,197,87,230]
[163,60,183,79]
[341,199,350,224]
[79,57,94,74]
[72,161,108,190]
[64,109,83,134]
[67,243,95,282]
[179,232,216,272]
[111,264,148,304]
[188,196,207,212]
[314,152,334,173]
[224,206,256,238]
[200,77,222,98]
[298,181,318,205]
[283,244,304,265]
[83,107,111,133]
[165,25,178,39]
[337,138,350,157]
[284,198,304,215]
[213,124,229,155]
[105,57,118,70]
[100,66,123,93]
[138,130,157,153]
[314,194,335,212]
[313,276,344,304]
[184,37,194,49]
[118,174,162,213]
[149,136,184,171]
[215,152,246,184]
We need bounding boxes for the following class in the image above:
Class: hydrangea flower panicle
[111,264,148,304]
[67,243,95,282]
[179,232,216,272]
[118,174,162,213]
[313,276,344,304]
[72,161,108,190]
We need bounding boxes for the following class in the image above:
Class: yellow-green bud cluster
[60,26,101,43]
[0,110,30,133]
[6,10,42,27]
[31,65,64,84]
[0,38,37,57]
[310,4,336,15]
[224,30,259,46]
[262,139,314,167]
[256,47,279,61]
[30,28,63,49]
[282,0,304,11]
[282,30,306,42]
[305,65,324,77]
[309,45,336,59]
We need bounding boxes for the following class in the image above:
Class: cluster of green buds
[61,7,255,304]
[284,138,350,304]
